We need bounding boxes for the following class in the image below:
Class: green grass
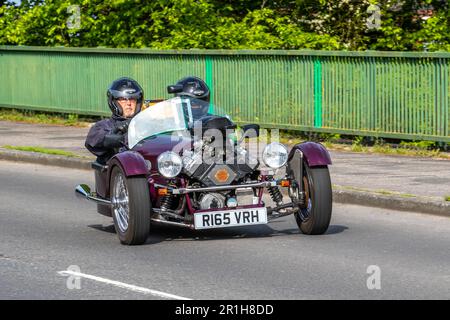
[2,145,80,158]
[1,108,449,159]
[445,196,450,202]
[279,130,449,160]
[0,108,96,127]
[333,185,418,198]
[369,141,442,158]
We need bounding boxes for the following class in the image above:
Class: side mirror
[103,134,125,149]
[167,84,183,94]
[242,124,260,138]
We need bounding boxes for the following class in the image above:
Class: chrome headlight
[262,142,288,169]
[157,151,183,178]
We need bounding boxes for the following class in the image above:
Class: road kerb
[332,187,450,217]
[0,147,92,170]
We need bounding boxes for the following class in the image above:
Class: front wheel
[110,166,151,245]
[294,163,332,235]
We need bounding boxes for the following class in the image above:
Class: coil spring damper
[268,186,283,206]
[160,195,174,211]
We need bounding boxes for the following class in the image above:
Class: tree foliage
[0,0,448,51]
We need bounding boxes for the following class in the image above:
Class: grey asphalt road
[0,160,449,300]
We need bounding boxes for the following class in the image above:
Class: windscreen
[127,96,231,148]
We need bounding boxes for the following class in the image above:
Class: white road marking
[58,270,191,300]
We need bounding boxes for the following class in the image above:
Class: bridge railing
[0,46,448,142]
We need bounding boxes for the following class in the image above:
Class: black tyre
[110,166,151,245]
[294,163,332,235]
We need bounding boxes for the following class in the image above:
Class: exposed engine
[182,137,258,187]
[179,115,260,211]
[197,193,226,210]
[181,116,258,187]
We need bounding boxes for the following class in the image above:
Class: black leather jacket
[85,115,128,164]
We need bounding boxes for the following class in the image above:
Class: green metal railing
[0,46,449,142]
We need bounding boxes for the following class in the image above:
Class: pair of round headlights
[157,142,288,178]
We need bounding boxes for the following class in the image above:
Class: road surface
[0,161,449,299]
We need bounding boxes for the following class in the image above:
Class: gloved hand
[103,133,125,149]
[112,120,130,134]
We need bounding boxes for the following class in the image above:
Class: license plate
[194,207,268,230]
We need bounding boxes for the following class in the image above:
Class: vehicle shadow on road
[325,225,349,235]
[145,223,349,243]
[88,224,116,234]
[88,223,348,245]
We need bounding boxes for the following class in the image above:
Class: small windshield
[128,97,229,148]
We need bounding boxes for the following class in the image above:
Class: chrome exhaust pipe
[75,184,112,206]
[75,184,91,198]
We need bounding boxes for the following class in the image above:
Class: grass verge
[1,108,449,159]
[2,145,80,158]
[333,185,418,199]
[335,185,450,202]
[0,108,99,127]
[279,131,449,160]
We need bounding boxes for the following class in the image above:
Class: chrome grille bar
[168,181,276,195]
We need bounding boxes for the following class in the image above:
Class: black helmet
[107,77,144,118]
[175,76,210,102]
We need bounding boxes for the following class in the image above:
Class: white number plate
[194,207,268,230]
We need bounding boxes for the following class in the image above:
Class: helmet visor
[109,89,142,100]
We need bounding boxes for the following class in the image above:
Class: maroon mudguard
[289,142,332,167]
[110,151,148,177]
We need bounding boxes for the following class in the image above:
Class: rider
[85,77,144,164]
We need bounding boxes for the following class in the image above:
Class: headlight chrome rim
[157,151,183,178]
[262,142,288,169]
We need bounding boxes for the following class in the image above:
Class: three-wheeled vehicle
[76,90,332,245]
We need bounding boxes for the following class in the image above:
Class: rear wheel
[294,163,332,235]
[111,166,151,245]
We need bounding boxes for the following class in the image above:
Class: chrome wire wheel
[112,172,129,233]
[109,165,150,245]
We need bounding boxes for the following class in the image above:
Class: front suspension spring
[268,186,283,205]
[160,195,174,211]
